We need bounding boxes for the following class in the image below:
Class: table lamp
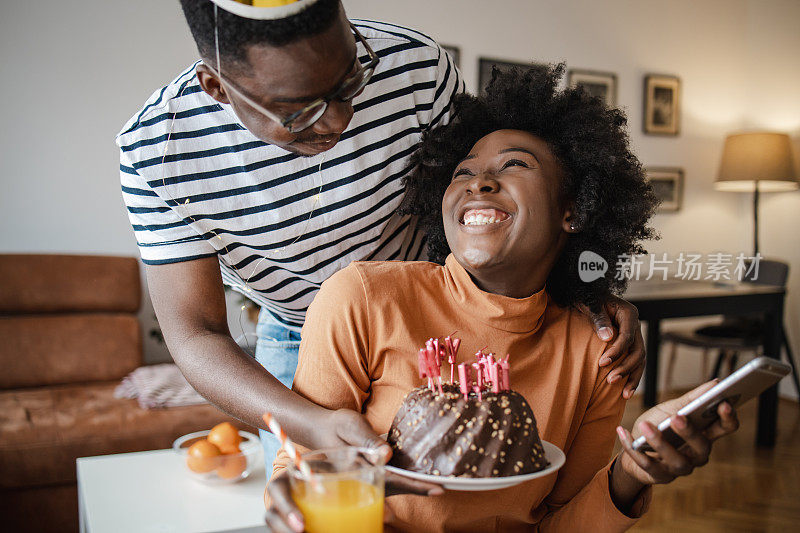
[715,132,798,255]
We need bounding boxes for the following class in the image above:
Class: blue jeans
[254,308,301,477]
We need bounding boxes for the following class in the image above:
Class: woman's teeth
[465,215,497,225]
[462,209,509,226]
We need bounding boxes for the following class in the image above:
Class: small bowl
[173,429,261,484]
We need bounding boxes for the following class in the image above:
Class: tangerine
[216,454,248,479]
[186,439,222,473]
[208,422,242,454]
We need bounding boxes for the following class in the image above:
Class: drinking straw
[262,412,321,491]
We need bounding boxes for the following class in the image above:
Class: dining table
[624,278,786,448]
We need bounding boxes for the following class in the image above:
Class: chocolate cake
[387,337,548,478]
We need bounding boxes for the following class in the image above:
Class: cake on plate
[387,337,548,478]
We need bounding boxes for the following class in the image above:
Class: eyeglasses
[207,23,379,133]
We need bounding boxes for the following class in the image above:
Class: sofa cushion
[0,484,79,533]
[0,382,247,489]
[0,254,140,315]
[0,314,141,389]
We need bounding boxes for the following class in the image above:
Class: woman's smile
[459,204,513,231]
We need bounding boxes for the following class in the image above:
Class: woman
[265,64,739,532]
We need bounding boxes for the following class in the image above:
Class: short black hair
[400,64,659,311]
[179,0,341,68]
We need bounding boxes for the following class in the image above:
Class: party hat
[210,0,322,20]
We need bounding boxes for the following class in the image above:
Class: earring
[569,223,576,231]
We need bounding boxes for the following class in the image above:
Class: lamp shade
[715,132,798,192]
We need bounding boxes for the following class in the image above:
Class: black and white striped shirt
[117,20,464,330]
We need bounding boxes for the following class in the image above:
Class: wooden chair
[661,259,800,400]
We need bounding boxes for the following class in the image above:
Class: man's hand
[577,295,645,399]
[266,409,443,533]
[303,408,393,455]
[309,409,444,498]
[609,380,740,508]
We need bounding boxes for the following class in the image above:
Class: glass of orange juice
[289,447,385,533]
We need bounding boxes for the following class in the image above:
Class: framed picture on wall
[646,167,684,212]
[478,58,546,95]
[441,44,461,69]
[568,69,617,107]
[644,74,681,135]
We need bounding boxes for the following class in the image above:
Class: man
[116,0,645,477]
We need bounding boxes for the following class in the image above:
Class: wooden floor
[618,393,800,532]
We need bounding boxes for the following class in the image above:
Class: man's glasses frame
[206,23,380,133]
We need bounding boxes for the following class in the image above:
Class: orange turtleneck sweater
[272,256,651,532]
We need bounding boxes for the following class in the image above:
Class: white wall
[1,1,797,396]
[0,1,200,363]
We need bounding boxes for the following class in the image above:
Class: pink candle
[433,338,443,366]
[458,363,471,399]
[421,348,436,389]
[444,336,453,381]
[472,384,483,401]
[471,357,486,400]
[472,362,484,389]
[418,348,428,380]
[498,357,510,391]
[426,346,440,378]
[483,353,495,383]
[449,338,461,383]
[489,362,500,393]
[426,343,443,394]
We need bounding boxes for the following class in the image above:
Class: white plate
[384,440,565,491]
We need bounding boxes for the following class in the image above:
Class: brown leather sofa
[0,254,247,532]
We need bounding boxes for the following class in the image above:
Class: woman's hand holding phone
[609,381,740,509]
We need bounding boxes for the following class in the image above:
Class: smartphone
[631,357,790,453]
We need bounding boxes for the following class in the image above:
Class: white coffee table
[77,448,267,533]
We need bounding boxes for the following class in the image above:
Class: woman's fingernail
[288,512,304,532]
[599,357,612,366]
[640,422,655,438]
[673,415,687,429]
[429,487,444,496]
[599,327,613,341]
[608,373,620,383]
[616,426,627,441]
[721,402,732,414]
